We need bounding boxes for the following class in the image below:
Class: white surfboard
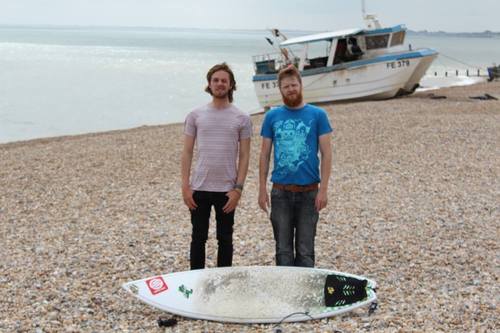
[122,266,377,324]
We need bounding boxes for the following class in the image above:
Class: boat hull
[253,49,438,107]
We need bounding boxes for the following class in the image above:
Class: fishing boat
[252,2,438,107]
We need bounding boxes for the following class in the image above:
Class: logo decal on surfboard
[178,284,193,299]
[146,277,168,295]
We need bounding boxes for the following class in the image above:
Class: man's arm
[258,138,273,213]
[181,134,197,209]
[223,137,251,213]
[316,133,332,211]
[236,137,251,186]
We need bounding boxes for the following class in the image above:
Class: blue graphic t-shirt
[261,104,333,185]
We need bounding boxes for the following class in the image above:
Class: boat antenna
[361,0,382,30]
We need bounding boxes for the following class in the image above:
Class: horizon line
[0,23,498,35]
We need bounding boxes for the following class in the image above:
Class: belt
[272,183,319,193]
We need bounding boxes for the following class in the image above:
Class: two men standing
[182,63,332,269]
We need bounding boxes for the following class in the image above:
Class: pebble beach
[1,82,499,332]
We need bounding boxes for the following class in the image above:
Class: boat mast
[362,0,382,30]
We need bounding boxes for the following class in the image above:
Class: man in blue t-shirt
[258,65,333,267]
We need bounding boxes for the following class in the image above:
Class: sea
[1,26,499,143]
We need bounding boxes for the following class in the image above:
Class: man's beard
[211,89,230,100]
[282,91,303,108]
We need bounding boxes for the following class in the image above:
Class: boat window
[306,41,330,59]
[390,31,406,46]
[347,38,363,57]
[333,38,363,64]
[333,39,347,64]
[365,34,390,49]
[303,41,330,69]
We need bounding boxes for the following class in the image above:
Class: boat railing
[252,52,283,74]
[252,52,302,74]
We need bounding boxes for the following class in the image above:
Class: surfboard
[122,266,377,324]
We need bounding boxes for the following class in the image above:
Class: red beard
[282,91,303,108]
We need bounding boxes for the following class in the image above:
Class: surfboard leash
[368,301,378,315]
[274,311,314,326]
[272,312,311,333]
[368,286,378,315]
[272,312,344,333]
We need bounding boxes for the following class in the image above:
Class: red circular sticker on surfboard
[145,276,168,295]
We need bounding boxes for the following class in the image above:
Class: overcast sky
[0,0,498,32]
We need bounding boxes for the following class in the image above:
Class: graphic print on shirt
[273,119,312,176]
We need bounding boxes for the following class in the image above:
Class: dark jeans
[190,191,234,270]
[270,188,319,267]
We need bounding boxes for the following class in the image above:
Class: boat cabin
[253,25,408,75]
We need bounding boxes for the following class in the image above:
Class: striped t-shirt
[184,104,252,192]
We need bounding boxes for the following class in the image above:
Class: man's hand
[315,189,328,212]
[223,190,241,213]
[182,187,197,210]
[258,187,270,213]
